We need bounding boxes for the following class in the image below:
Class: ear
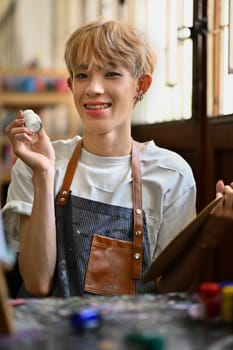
[138,74,152,94]
[67,77,73,91]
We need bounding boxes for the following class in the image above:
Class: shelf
[0,92,73,107]
[0,67,69,78]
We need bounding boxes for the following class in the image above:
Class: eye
[105,71,121,78]
[74,73,88,80]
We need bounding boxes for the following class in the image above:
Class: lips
[84,103,111,110]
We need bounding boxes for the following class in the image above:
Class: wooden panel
[210,117,233,149]
[132,121,197,148]
[208,118,233,191]
[214,151,233,185]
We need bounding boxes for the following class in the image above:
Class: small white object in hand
[23,109,42,133]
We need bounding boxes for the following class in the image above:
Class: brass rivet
[134,253,141,260]
[135,208,142,215]
[135,230,142,236]
[62,190,68,195]
[60,197,65,202]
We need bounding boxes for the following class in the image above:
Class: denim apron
[38,140,155,297]
[52,139,155,297]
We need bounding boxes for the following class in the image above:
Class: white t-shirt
[2,136,196,260]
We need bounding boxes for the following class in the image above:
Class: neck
[82,133,133,157]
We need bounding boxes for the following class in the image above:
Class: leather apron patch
[84,234,135,295]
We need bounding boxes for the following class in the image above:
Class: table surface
[1,293,233,350]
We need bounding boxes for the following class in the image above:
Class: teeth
[85,104,110,110]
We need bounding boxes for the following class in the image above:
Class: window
[133,0,194,124]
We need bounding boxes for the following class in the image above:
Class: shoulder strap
[56,139,82,205]
[131,141,144,279]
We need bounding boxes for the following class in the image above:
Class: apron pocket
[84,234,135,295]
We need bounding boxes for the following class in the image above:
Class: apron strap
[56,140,82,205]
[131,141,144,279]
[56,138,144,279]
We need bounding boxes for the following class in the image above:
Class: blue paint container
[70,308,102,332]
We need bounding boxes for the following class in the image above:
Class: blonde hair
[64,17,157,79]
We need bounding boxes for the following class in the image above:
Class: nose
[85,77,104,96]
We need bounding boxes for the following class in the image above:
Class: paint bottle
[23,109,42,133]
[221,286,233,322]
[70,308,102,332]
[199,282,221,320]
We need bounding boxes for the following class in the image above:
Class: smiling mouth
[84,103,111,110]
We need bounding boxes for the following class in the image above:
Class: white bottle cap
[23,109,42,133]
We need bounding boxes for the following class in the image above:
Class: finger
[215,187,233,219]
[223,187,233,210]
[5,111,27,135]
[216,179,225,194]
[15,132,35,143]
[222,185,233,196]
[16,110,24,119]
[5,117,24,134]
[7,123,34,139]
[212,190,226,216]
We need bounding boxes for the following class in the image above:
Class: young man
[2,17,233,297]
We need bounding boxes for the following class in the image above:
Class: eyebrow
[76,64,89,71]
[105,62,119,69]
[75,62,120,72]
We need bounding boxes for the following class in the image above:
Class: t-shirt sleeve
[152,184,196,260]
[1,159,34,251]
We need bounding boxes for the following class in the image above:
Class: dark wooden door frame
[192,0,217,208]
